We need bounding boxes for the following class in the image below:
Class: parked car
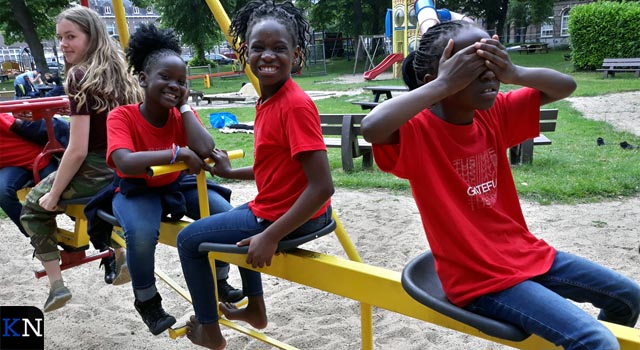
[207,53,235,65]
[220,48,237,60]
[47,61,64,75]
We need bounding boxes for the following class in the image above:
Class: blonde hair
[57,6,143,112]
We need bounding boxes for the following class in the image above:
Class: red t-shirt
[249,78,330,221]
[107,104,196,187]
[0,113,50,170]
[373,87,556,307]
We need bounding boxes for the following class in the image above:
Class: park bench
[515,43,549,54]
[189,90,204,106]
[351,101,379,110]
[596,58,640,78]
[509,109,558,165]
[320,113,372,172]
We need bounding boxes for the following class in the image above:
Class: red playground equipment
[363,53,404,80]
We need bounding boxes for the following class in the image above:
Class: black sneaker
[217,279,244,303]
[100,251,116,284]
[134,293,176,335]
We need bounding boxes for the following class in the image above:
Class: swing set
[3,0,638,349]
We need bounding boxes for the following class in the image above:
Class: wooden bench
[189,90,204,106]
[0,90,14,100]
[351,101,379,110]
[320,113,372,172]
[201,94,249,104]
[509,109,558,165]
[596,58,640,78]
[516,43,549,54]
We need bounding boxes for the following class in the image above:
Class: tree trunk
[496,0,510,39]
[352,0,363,38]
[10,0,48,74]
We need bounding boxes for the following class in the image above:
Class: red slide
[363,53,404,80]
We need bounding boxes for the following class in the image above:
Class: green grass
[2,49,640,215]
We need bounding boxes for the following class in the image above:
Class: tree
[507,0,554,43]
[133,0,238,66]
[1,0,68,73]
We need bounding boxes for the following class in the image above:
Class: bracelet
[170,145,181,164]
[179,104,191,114]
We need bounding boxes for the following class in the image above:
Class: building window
[106,24,115,35]
[147,6,153,14]
[133,6,140,15]
[104,6,111,15]
[540,17,554,38]
[560,8,570,37]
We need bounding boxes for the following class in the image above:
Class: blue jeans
[0,163,57,236]
[177,204,332,324]
[466,251,640,350]
[113,182,233,292]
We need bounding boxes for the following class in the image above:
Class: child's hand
[177,148,204,174]
[237,232,278,268]
[177,85,190,107]
[436,39,487,95]
[474,35,517,84]
[210,149,232,178]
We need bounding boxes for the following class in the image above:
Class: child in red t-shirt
[176,1,334,349]
[361,21,639,350]
[106,23,240,336]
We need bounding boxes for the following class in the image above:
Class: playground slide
[363,53,404,80]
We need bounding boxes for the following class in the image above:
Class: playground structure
[4,1,640,349]
[359,0,474,79]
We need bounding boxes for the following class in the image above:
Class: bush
[569,1,640,70]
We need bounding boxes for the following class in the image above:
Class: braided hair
[229,0,311,69]
[412,20,474,85]
[126,23,182,75]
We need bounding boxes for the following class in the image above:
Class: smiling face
[139,54,188,110]
[56,19,89,65]
[246,19,299,99]
[441,27,500,116]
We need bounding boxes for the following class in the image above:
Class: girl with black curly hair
[176,1,334,348]
[106,23,238,336]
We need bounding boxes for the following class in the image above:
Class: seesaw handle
[168,326,187,339]
[147,149,245,177]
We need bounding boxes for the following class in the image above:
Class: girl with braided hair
[105,23,241,336]
[177,1,333,348]
[363,21,640,349]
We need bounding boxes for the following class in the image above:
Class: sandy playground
[0,90,639,349]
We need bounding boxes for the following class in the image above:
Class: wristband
[179,104,191,114]
[170,145,180,164]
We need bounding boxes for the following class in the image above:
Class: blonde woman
[20,6,143,312]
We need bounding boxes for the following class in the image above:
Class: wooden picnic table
[362,85,409,102]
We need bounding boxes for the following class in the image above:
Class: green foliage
[569,1,640,70]
[0,0,67,44]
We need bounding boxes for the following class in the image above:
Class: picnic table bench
[320,113,371,172]
[516,43,549,54]
[509,109,558,165]
[596,58,640,78]
[0,74,9,82]
[189,90,204,106]
[352,85,409,110]
[201,94,250,104]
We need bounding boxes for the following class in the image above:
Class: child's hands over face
[474,35,517,84]
[177,148,204,175]
[210,149,232,178]
[237,232,278,268]
[436,39,487,94]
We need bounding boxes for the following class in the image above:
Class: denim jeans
[0,163,57,236]
[113,182,232,292]
[177,204,332,324]
[466,251,640,350]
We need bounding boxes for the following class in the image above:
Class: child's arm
[210,149,255,180]
[476,36,577,105]
[38,115,90,211]
[237,150,334,268]
[177,90,215,159]
[362,40,486,144]
[111,146,204,176]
